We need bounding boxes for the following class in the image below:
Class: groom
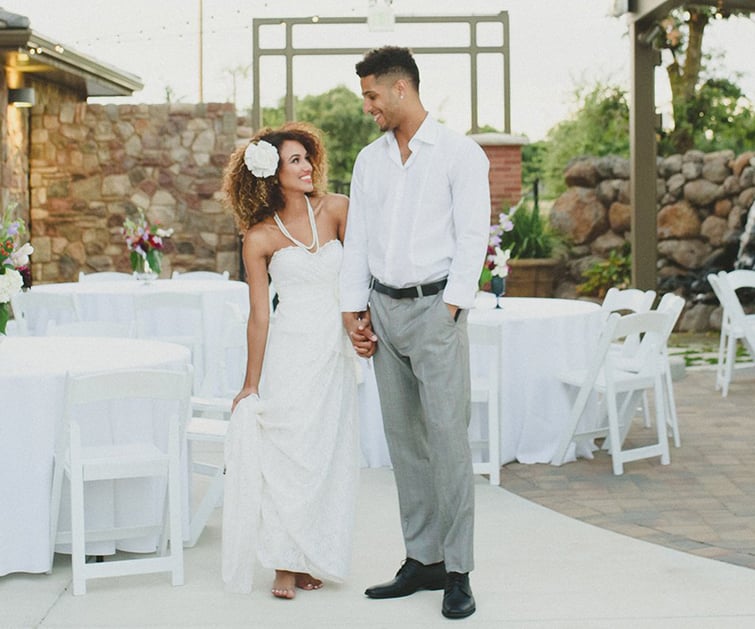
[341,46,490,620]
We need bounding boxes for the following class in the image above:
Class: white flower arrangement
[490,247,511,278]
[0,267,23,303]
[1,203,32,305]
[244,140,279,178]
[8,242,33,268]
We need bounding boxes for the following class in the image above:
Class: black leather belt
[371,277,448,299]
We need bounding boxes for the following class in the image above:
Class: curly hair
[223,121,329,231]
[355,46,420,91]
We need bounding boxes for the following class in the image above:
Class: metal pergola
[251,11,510,135]
[627,0,755,289]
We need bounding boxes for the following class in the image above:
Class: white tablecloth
[360,295,602,468]
[28,280,248,396]
[0,336,190,576]
[469,295,602,464]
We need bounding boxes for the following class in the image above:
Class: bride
[221,122,361,599]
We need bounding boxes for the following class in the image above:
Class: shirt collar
[384,113,439,151]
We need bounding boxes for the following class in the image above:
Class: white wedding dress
[222,208,360,594]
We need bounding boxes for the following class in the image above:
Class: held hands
[343,310,378,358]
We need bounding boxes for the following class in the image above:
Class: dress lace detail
[222,238,359,594]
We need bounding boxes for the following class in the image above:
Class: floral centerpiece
[122,208,173,277]
[479,211,513,290]
[1,204,34,335]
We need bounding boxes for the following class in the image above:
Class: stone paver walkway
[499,362,755,569]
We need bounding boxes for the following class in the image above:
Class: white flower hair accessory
[244,140,279,178]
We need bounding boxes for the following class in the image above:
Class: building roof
[0,8,143,97]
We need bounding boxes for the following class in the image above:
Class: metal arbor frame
[251,11,510,135]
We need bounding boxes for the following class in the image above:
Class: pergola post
[629,18,660,290]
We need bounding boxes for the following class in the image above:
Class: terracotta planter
[506,258,558,297]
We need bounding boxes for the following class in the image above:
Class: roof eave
[0,28,143,97]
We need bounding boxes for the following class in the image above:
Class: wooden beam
[630,0,680,26]
[630,0,755,26]
[629,19,660,290]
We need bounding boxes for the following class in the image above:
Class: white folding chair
[652,293,685,447]
[49,367,193,595]
[601,287,656,316]
[601,287,657,427]
[709,270,755,396]
[47,320,135,338]
[78,271,133,282]
[184,302,246,547]
[171,270,229,281]
[10,290,82,336]
[468,322,501,486]
[551,311,672,475]
[133,292,205,393]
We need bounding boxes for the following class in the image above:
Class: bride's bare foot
[272,570,296,599]
[295,572,323,590]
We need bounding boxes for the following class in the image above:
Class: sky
[5,0,755,141]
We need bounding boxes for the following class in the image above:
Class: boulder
[564,158,600,188]
[550,187,608,245]
[657,239,712,269]
[658,201,701,239]
[608,201,632,234]
[683,179,721,206]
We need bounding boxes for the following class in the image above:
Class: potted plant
[480,200,564,297]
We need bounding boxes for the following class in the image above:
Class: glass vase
[490,276,506,309]
[132,253,159,283]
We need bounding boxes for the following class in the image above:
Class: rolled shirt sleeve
[443,141,491,309]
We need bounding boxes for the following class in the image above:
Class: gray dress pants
[370,290,475,573]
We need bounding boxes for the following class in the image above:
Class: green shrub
[577,244,632,299]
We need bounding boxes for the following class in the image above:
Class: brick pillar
[470,133,527,223]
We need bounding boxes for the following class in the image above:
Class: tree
[261,106,285,129]
[658,76,755,154]
[540,82,630,197]
[295,86,380,187]
[261,86,380,188]
[224,64,251,106]
[651,6,754,153]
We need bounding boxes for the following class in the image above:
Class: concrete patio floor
[2,348,754,627]
[500,361,755,571]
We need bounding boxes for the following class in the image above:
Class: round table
[0,336,190,576]
[469,295,602,464]
[27,279,249,396]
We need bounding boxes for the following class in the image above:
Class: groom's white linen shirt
[340,115,490,312]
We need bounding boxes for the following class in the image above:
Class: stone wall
[3,76,83,227]
[29,102,240,283]
[549,150,755,331]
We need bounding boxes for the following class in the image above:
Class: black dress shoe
[442,572,476,619]
[365,558,446,599]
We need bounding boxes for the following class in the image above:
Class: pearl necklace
[273,196,320,252]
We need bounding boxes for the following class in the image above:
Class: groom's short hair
[355,46,420,91]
